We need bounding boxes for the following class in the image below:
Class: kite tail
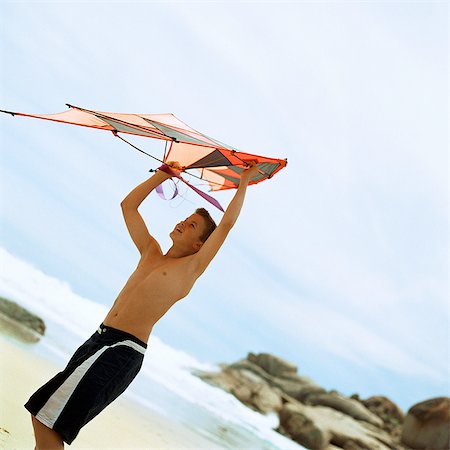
[158,165,224,212]
[155,182,179,201]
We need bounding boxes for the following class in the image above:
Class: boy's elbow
[121,199,138,209]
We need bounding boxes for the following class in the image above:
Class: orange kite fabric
[1,104,287,194]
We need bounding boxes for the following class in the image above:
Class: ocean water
[0,247,306,450]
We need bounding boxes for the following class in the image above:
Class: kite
[0,104,287,211]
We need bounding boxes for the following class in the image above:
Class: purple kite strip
[156,181,178,200]
[158,164,224,212]
[182,180,225,212]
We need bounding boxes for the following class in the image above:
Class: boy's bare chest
[104,256,198,337]
[120,257,195,300]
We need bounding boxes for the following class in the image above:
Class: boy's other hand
[240,161,259,183]
[166,161,183,172]
[159,161,183,178]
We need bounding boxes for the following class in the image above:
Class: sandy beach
[0,333,223,449]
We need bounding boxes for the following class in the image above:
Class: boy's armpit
[121,205,161,256]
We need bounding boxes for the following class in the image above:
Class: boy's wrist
[239,173,251,186]
[158,163,182,178]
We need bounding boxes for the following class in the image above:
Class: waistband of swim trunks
[98,323,148,349]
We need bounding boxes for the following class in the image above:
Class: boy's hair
[195,208,217,242]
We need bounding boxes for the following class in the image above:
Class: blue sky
[1,1,448,411]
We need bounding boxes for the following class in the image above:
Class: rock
[0,296,45,334]
[0,296,45,343]
[361,396,404,440]
[271,376,327,402]
[194,366,283,413]
[229,358,326,402]
[247,352,298,378]
[229,359,274,382]
[279,401,398,450]
[231,383,252,404]
[238,368,266,384]
[401,397,450,449]
[251,383,284,413]
[193,368,236,391]
[307,392,384,427]
[192,352,408,450]
[362,396,404,423]
[278,402,331,449]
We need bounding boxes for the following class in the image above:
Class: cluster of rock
[192,352,449,450]
[0,296,45,342]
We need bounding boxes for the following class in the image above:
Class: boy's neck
[165,245,194,259]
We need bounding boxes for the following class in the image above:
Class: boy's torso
[103,252,198,343]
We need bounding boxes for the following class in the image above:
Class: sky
[0,1,448,412]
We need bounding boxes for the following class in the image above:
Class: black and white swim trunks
[24,323,147,445]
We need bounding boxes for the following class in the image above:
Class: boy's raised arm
[193,163,259,276]
[121,165,181,256]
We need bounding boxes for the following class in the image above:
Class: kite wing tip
[0,109,16,116]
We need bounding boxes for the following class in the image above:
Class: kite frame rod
[65,103,171,141]
[66,104,247,154]
[0,109,16,116]
[67,104,222,149]
[230,149,270,178]
[113,132,165,164]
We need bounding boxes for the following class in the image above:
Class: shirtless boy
[25,161,259,449]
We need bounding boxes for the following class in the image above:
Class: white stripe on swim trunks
[35,340,145,428]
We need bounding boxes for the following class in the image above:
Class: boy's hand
[158,161,183,178]
[240,161,259,184]
[166,161,183,172]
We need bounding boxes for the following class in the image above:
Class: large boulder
[228,358,276,382]
[229,358,326,401]
[194,365,283,413]
[361,396,404,423]
[247,352,298,378]
[359,395,404,440]
[0,296,45,343]
[271,376,327,402]
[401,397,450,449]
[307,392,384,427]
[200,356,326,410]
[278,402,331,449]
[278,401,397,450]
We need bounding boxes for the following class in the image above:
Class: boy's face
[170,213,206,252]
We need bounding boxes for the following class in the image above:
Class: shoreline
[0,332,224,449]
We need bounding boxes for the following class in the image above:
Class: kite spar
[0,104,287,211]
